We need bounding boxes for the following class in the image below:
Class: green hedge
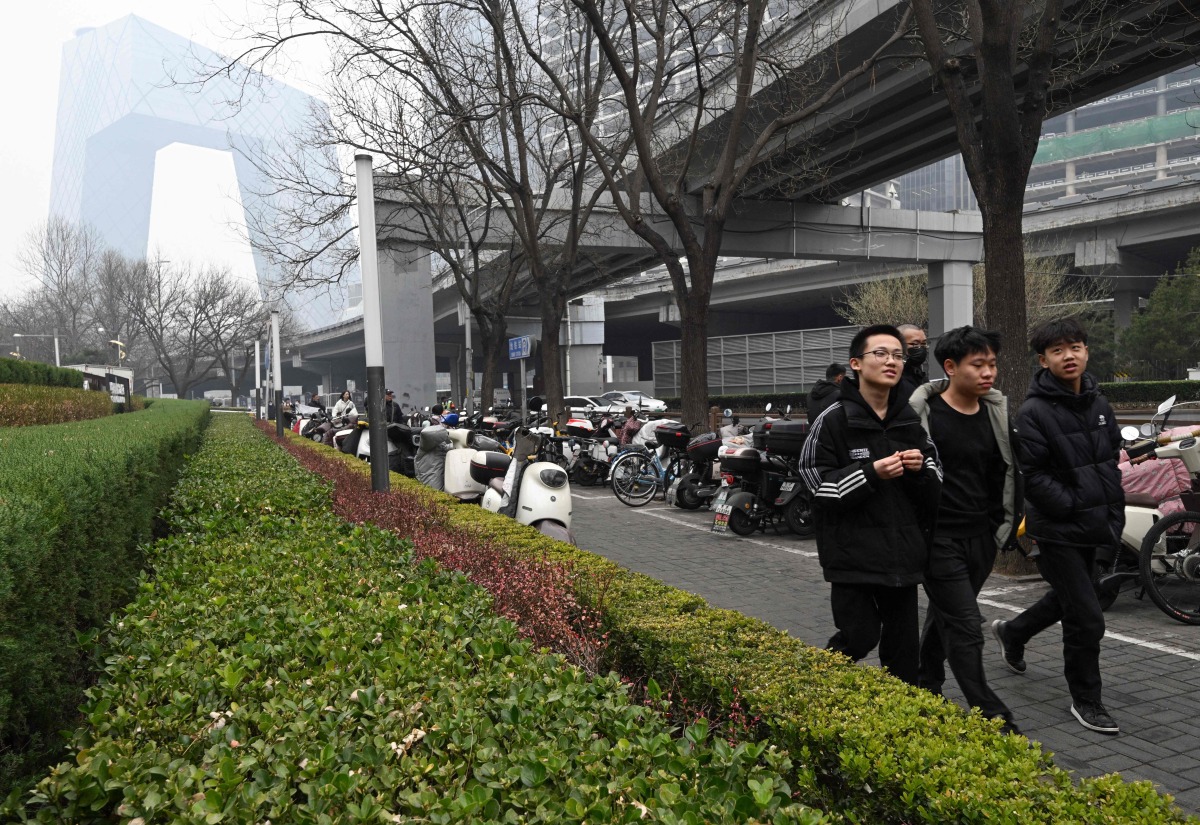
[8,417,829,823]
[0,358,83,389]
[662,380,1200,412]
[288,438,1193,823]
[1100,380,1200,404]
[0,399,209,792]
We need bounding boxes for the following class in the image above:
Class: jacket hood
[1026,367,1099,405]
[809,380,839,402]
[908,379,1006,412]
[839,376,913,425]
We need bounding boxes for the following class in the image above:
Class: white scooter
[1107,395,1200,624]
[477,429,574,543]
[443,430,501,503]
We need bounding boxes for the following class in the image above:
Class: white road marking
[636,508,819,558]
[977,596,1200,663]
[581,494,1200,662]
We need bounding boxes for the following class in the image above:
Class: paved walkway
[569,487,1200,814]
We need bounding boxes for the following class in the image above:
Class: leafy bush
[270,429,1193,823]
[0,358,82,389]
[0,400,209,792]
[8,416,829,824]
[1100,380,1200,405]
[0,385,115,426]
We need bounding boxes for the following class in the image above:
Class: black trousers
[827,582,919,686]
[919,533,1013,722]
[1007,541,1105,703]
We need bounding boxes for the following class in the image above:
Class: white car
[539,396,607,417]
[600,390,668,413]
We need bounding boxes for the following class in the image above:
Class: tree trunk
[478,317,507,412]
[539,293,567,430]
[981,197,1029,405]
[679,293,710,430]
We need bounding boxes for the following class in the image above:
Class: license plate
[711,503,732,533]
[780,481,795,492]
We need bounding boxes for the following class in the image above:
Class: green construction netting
[1033,111,1200,166]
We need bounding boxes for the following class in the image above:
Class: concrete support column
[927,261,974,371]
[1113,288,1140,329]
[378,242,437,416]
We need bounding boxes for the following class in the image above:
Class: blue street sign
[508,335,532,360]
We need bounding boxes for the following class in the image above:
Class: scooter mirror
[785,404,792,415]
[764,402,773,413]
[1140,422,1154,436]
[1120,425,1141,441]
[722,408,733,417]
[1157,395,1178,415]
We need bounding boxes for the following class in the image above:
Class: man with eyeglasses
[799,324,942,686]
[896,324,929,401]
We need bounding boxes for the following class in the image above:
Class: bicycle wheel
[611,453,659,507]
[1138,509,1200,625]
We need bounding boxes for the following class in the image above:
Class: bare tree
[193,268,273,400]
[836,253,1111,331]
[15,218,105,357]
[225,0,620,427]
[520,0,915,426]
[909,0,1195,397]
[122,258,221,398]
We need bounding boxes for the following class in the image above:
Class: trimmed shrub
[0,400,209,793]
[0,358,82,389]
[0,385,115,426]
[271,429,1194,823]
[1100,380,1200,405]
[8,417,829,824]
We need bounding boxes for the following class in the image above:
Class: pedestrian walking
[991,317,1125,734]
[908,326,1019,733]
[799,324,942,686]
[896,324,928,401]
[806,363,846,420]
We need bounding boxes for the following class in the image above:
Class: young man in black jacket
[806,363,846,420]
[909,326,1018,733]
[991,317,1125,734]
[800,324,942,686]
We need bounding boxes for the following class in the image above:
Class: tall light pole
[13,332,61,367]
[253,340,262,419]
[356,153,389,492]
[271,310,283,437]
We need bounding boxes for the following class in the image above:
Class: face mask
[905,347,927,369]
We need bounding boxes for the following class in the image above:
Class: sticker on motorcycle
[712,503,732,533]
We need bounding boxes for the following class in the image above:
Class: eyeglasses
[858,349,908,363]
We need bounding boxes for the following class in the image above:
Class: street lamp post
[13,332,61,367]
[108,340,126,367]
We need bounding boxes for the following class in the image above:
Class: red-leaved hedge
[0,384,114,427]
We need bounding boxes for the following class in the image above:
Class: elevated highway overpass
[292,0,1200,403]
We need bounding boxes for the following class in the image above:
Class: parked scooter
[479,428,574,543]
[710,405,814,537]
[1091,395,1200,624]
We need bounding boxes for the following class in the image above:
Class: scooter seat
[1126,491,1159,508]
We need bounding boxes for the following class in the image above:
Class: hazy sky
[0,1,330,296]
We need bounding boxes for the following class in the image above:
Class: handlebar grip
[1130,452,1157,465]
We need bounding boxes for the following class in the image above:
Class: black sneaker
[1071,700,1119,735]
[998,718,1022,737]
[990,620,1026,675]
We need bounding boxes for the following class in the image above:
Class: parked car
[600,390,668,412]
[539,395,608,417]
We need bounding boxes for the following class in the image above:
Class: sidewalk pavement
[569,487,1200,814]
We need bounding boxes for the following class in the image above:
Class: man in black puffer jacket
[991,317,1124,735]
[805,363,846,420]
[800,324,942,686]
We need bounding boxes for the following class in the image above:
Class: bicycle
[609,442,692,507]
